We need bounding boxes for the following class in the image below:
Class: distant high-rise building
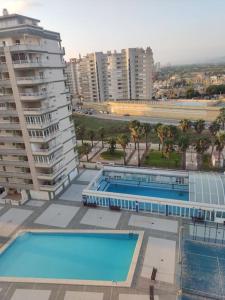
[66,47,154,102]
[0,11,78,202]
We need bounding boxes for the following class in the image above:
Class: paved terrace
[0,169,181,300]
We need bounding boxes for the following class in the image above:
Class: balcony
[13,60,45,69]
[0,109,18,117]
[0,94,14,103]
[17,76,47,85]
[0,160,29,167]
[0,79,11,86]
[20,92,48,101]
[29,131,59,143]
[0,148,26,155]
[37,166,66,181]
[9,44,65,55]
[26,118,58,129]
[0,122,21,130]
[0,136,23,143]
[39,175,66,192]
[34,155,63,168]
[32,144,63,155]
[23,106,56,115]
[0,181,33,189]
[0,171,32,180]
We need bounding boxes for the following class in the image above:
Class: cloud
[0,0,43,14]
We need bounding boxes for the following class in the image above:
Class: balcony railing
[23,106,56,115]
[20,92,48,101]
[32,144,62,155]
[9,44,65,55]
[17,76,46,85]
[26,118,58,129]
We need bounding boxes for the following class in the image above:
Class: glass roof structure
[189,172,225,206]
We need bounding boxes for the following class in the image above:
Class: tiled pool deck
[0,169,180,300]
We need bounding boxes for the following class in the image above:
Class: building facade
[67,47,154,102]
[0,10,78,202]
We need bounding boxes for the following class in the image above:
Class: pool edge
[0,229,144,287]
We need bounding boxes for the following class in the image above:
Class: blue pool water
[0,232,138,281]
[105,183,189,201]
[182,240,225,298]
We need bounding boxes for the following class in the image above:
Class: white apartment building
[0,10,78,202]
[67,47,154,102]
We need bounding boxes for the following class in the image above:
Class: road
[88,113,180,125]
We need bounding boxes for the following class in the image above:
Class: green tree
[156,124,169,155]
[76,125,85,144]
[178,136,190,169]
[179,119,192,133]
[117,134,129,165]
[194,119,205,134]
[185,88,200,99]
[164,138,174,159]
[154,123,162,150]
[216,108,225,130]
[98,127,105,148]
[136,125,144,167]
[108,138,116,154]
[194,137,210,168]
[129,120,141,150]
[215,131,225,163]
[88,130,95,148]
[80,142,91,162]
[206,84,225,95]
[142,123,151,150]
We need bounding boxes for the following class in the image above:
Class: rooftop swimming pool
[97,179,189,201]
[0,230,142,286]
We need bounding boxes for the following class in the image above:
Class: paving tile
[34,204,79,228]
[141,237,176,284]
[59,184,86,202]
[10,289,51,300]
[0,208,33,237]
[80,209,121,229]
[129,215,178,233]
[64,291,103,300]
[119,295,159,300]
[25,200,45,207]
[77,170,99,182]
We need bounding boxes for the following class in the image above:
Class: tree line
[76,108,225,169]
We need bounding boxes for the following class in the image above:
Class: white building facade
[67,47,154,102]
[0,10,78,202]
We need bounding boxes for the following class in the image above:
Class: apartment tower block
[0,10,78,202]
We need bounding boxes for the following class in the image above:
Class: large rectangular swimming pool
[0,231,140,286]
[101,181,189,201]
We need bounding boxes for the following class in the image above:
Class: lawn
[100,150,124,160]
[143,150,182,169]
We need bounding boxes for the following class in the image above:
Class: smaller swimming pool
[0,230,143,287]
[99,180,189,201]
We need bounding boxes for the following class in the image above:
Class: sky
[0,0,225,65]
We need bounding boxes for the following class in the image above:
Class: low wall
[108,101,221,121]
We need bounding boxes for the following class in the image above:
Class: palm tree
[179,119,192,133]
[194,119,205,134]
[76,125,85,144]
[154,123,162,150]
[129,120,140,150]
[216,108,225,130]
[167,125,178,139]
[136,125,144,167]
[81,142,91,162]
[156,124,169,155]
[178,136,190,169]
[142,123,151,149]
[215,131,225,164]
[88,130,95,148]
[108,138,116,154]
[98,127,105,148]
[194,137,210,168]
[117,134,129,165]
[164,138,174,159]
[209,121,220,162]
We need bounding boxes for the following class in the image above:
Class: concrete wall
[108,101,221,121]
